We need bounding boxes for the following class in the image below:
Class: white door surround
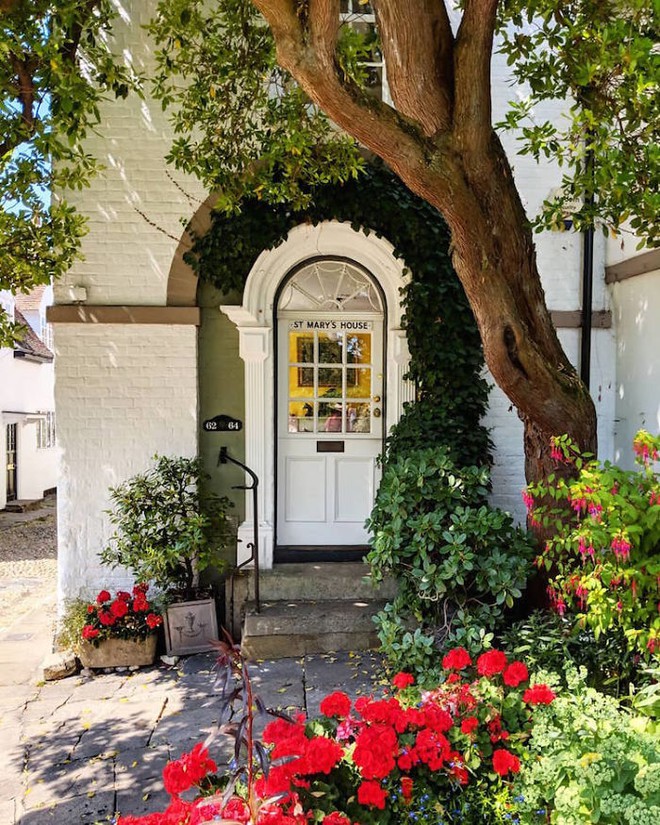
[221,221,413,569]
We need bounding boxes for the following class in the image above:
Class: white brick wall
[54,324,198,600]
[55,0,206,308]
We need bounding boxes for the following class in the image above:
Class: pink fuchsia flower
[392,672,415,690]
[521,490,535,511]
[611,535,631,561]
[578,536,595,559]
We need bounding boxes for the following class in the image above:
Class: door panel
[277,314,383,546]
[334,457,376,522]
[284,456,327,522]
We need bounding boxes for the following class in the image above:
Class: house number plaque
[203,414,243,432]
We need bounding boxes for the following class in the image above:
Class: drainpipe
[580,143,595,390]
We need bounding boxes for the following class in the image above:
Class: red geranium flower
[357,780,387,809]
[146,613,162,629]
[392,671,415,689]
[442,647,472,670]
[503,661,529,687]
[82,625,99,640]
[401,776,414,803]
[522,684,556,705]
[163,743,217,796]
[98,610,115,626]
[460,716,478,735]
[320,691,352,718]
[492,748,520,776]
[322,813,351,825]
[96,590,111,604]
[116,590,131,602]
[110,599,129,619]
[476,649,508,677]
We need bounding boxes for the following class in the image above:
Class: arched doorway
[276,258,385,550]
[222,221,413,569]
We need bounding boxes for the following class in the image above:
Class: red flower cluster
[320,691,351,718]
[392,671,415,689]
[522,684,556,705]
[163,744,217,796]
[81,585,162,644]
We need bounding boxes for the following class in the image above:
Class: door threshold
[274,545,369,563]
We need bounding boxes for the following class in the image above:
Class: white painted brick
[54,324,198,601]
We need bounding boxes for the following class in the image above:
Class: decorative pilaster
[221,307,275,568]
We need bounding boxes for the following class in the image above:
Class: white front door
[277,314,384,546]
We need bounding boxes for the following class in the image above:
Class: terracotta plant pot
[78,634,158,669]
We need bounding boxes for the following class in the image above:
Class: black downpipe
[580,145,595,390]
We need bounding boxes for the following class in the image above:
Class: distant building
[0,285,57,509]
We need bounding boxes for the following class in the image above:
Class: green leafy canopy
[0,0,138,343]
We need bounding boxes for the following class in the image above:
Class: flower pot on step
[164,598,219,656]
[78,634,158,669]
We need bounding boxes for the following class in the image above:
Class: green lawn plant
[525,431,660,658]
[100,455,232,600]
[366,447,535,679]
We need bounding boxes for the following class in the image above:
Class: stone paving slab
[4,649,384,824]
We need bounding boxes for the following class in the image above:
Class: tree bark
[250,0,598,483]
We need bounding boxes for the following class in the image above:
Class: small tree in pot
[100,455,233,654]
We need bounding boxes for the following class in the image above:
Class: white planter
[164,598,219,655]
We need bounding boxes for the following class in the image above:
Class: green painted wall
[197,280,245,564]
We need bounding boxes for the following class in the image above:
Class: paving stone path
[0,501,386,824]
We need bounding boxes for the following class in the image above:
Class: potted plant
[59,585,163,669]
[100,455,233,655]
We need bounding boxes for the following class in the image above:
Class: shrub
[366,447,535,676]
[515,668,660,824]
[500,610,647,699]
[526,430,660,658]
[100,455,233,599]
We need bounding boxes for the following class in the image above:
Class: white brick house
[48,0,657,602]
[1,285,58,509]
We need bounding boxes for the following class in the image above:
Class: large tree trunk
[251,0,597,483]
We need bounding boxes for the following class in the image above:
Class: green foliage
[100,455,233,599]
[57,599,92,653]
[366,447,535,677]
[0,0,138,343]
[148,0,363,214]
[189,162,491,468]
[497,0,660,247]
[515,668,660,824]
[501,610,649,699]
[526,431,660,657]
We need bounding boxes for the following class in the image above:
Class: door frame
[221,221,414,570]
[274,263,387,551]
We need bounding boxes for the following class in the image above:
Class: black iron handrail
[218,447,260,635]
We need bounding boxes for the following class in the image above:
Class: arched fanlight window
[278,258,383,313]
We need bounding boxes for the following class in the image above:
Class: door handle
[372,395,381,403]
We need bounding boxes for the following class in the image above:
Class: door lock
[373,408,382,418]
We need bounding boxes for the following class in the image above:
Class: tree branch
[252,0,436,192]
[453,0,498,154]
[374,0,454,135]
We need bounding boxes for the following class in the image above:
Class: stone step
[4,499,43,513]
[241,598,386,659]
[234,562,397,603]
